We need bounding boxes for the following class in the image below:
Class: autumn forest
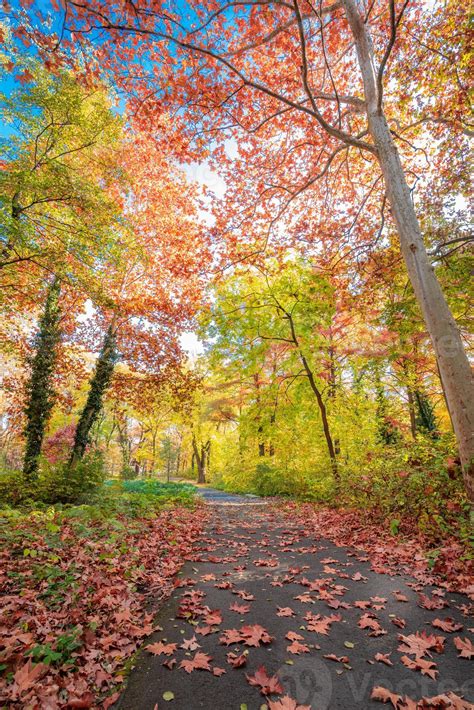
[0,0,472,708]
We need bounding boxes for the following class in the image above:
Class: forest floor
[115,489,474,710]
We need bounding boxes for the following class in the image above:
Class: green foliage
[105,479,196,507]
[0,453,106,506]
[120,465,139,481]
[341,436,470,541]
[415,390,438,434]
[26,628,82,667]
[0,53,124,281]
[23,278,62,477]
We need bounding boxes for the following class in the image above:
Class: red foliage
[278,502,474,596]
[0,506,207,707]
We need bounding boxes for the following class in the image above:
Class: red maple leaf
[418,593,447,610]
[229,602,250,613]
[277,606,295,617]
[453,637,474,659]
[358,613,387,637]
[305,612,341,635]
[240,624,273,647]
[13,661,48,696]
[374,653,393,666]
[180,635,200,651]
[397,631,445,657]
[287,640,310,655]
[219,628,243,645]
[227,651,247,668]
[370,686,403,707]
[203,609,222,626]
[246,665,283,695]
[146,641,177,656]
[179,651,212,673]
[323,654,349,663]
[400,655,438,679]
[431,618,463,633]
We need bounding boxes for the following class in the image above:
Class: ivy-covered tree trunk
[69,322,117,466]
[415,391,438,437]
[23,277,62,477]
[374,365,399,445]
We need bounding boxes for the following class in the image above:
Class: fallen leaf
[287,640,310,655]
[246,665,283,695]
[453,637,474,659]
[400,655,438,679]
[179,651,212,673]
[146,642,177,657]
[374,653,393,666]
[431,618,463,633]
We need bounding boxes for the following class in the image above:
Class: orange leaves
[180,635,200,651]
[0,504,206,707]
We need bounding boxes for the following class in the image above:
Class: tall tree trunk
[254,373,265,456]
[23,277,61,477]
[192,434,207,483]
[343,0,474,504]
[69,320,117,466]
[300,351,339,483]
[269,412,275,457]
[286,311,339,482]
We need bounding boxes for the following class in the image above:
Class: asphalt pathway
[116,490,473,710]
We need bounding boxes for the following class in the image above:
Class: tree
[22,277,61,476]
[69,321,118,466]
[67,127,208,464]
[203,262,341,482]
[0,54,123,286]
[31,0,472,502]
[0,53,135,472]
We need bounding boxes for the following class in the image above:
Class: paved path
[196,487,266,505]
[116,493,473,710]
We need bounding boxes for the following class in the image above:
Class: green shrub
[103,479,196,508]
[0,469,26,507]
[339,435,470,541]
[0,453,106,507]
[120,466,138,481]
